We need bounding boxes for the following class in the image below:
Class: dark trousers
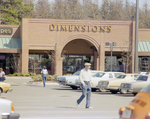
[77,81,91,108]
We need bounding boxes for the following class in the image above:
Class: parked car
[119,84,150,119]
[119,75,150,96]
[57,70,101,90]
[0,98,20,119]
[0,82,12,96]
[86,72,124,92]
[97,74,140,94]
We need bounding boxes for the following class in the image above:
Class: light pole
[134,0,139,73]
[105,42,117,72]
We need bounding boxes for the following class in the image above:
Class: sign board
[0,27,13,35]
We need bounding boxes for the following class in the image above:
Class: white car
[97,74,140,94]
[0,98,19,119]
[57,70,103,90]
[91,72,125,92]
[119,75,150,95]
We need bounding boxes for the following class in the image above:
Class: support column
[21,19,29,73]
[98,45,105,71]
[51,51,55,75]
[94,49,98,70]
[56,56,63,75]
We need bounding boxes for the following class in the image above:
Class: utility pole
[134,0,139,73]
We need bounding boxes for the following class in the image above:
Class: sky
[48,0,149,8]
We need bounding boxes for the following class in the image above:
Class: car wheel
[120,89,127,94]
[133,93,137,96]
[0,88,2,96]
[99,88,107,92]
[110,90,118,94]
[92,88,97,92]
[70,86,78,90]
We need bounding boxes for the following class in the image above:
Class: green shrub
[13,73,19,76]
[25,73,30,76]
[52,74,59,81]
[9,74,13,76]
[20,73,25,76]
[30,73,36,76]
[47,75,53,81]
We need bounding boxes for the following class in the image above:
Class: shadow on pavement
[115,93,134,97]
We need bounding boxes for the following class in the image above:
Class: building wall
[21,18,135,75]
[139,29,150,40]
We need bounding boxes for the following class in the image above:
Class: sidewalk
[4,76,59,85]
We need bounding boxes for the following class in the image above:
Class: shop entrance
[62,39,97,74]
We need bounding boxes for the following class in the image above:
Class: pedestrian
[77,63,93,109]
[41,66,48,87]
[0,68,5,82]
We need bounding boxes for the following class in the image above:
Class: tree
[120,39,133,73]
[34,0,51,19]
[0,0,34,25]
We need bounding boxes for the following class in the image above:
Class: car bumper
[119,87,133,93]
[2,113,20,119]
[96,85,109,90]
[57,81,67,85]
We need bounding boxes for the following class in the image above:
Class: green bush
[47,75,53,81]
[20,73,25,76]
[30,73,36,76]
[13,73,19,76]
[9,74,13,76]
[25,73,30,76]
[52,74,59,81]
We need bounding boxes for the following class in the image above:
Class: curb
[26,82,59,85]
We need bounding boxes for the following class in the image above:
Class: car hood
[57,75,79,79]
[127,80,144,85]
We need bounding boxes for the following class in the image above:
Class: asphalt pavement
[1,77,135,119]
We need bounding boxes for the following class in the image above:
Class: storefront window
[138,57,150,72]
[105,56,124,72]
[62,55,94,74]
[28,54,51,74]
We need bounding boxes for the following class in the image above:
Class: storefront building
[0,18,150,75]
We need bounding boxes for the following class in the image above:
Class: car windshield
[114,73,123,78]
[93,72,105,78]
[116,75,126,79]
[73,71,100,76]
[141,84,150,93]
[137,76,148,81]
[73,71,80,76]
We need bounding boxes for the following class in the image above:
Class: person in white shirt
[77,63,93,109]
[0,68,5,82]
[41,66,48,87]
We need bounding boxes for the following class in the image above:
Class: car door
[133,76,150,92]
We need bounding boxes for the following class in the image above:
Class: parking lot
[2,77,135,119]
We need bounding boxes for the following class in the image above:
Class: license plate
[122,109,132,118]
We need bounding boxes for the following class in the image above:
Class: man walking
[77,63,93,109]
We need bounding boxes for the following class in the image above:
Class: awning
[138,40,150,52]
[0,37,21,49]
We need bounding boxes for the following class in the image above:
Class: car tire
[92,88,97,92]
[133,93,137,96]
[0,88,2,96]
[70,86,78,90]
[110,90,118,94]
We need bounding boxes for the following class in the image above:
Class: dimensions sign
[0,27,13,35]
[49,24,111,33]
